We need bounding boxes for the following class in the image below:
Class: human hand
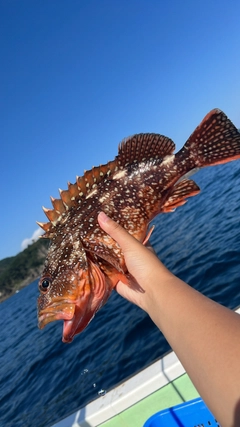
[97,211,172,311]
[99,215,240,427]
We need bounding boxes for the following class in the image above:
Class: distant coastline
[0,238,49,303]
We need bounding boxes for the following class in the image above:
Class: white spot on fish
[113,169,126,180]
[86,188,98,199]
[161,154,175,166]
[99,195,106,203]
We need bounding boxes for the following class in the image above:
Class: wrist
[141,267,185,325]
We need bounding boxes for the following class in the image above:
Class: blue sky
[1,0,240,260]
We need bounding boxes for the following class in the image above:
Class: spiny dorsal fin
[162,179,200,212]
[36,221,55,237]
[117,133,175,167]
[50,196,65,214]
[76,160,118,196]
[39,160,119,237]
[38,133,176,237]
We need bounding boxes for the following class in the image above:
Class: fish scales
[37,109,240,342]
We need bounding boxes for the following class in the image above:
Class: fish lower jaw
[38,304,75,329]
[62,318,76,343]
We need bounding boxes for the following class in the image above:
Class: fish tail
[176,109,240,170]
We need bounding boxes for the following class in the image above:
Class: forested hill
[0,238,49,302]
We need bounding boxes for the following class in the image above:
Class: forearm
[144,270,240,426]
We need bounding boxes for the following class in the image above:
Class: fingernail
[98,211,109,223]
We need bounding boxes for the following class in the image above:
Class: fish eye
[39,277,52,292]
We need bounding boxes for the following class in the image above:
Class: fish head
[37,233,108,343]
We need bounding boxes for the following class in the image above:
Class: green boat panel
[99,373,199,427]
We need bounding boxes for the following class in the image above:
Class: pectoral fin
[162,179,200,213]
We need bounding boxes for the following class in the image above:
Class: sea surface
[1,161,240,427]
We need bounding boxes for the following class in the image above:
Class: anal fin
[162,179,200,213]
[142,225,155,245]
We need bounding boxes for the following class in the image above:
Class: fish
[37,109,240,343]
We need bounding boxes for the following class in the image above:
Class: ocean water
[1,161,240,427]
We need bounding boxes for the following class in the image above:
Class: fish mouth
[38,301,76,331]
[38,261,108,343]
[38,299,93,344]
[61,306,87,343]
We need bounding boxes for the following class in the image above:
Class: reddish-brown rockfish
[37,109,240,342]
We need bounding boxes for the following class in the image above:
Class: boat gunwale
[52,306,240,427]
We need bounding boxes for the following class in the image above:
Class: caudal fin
[177,109,240,169]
